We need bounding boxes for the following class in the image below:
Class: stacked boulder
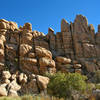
[33,30,49,50]
[36,46,56,74]
[55,56,82,74]
[55,56,72,73]
[0,19,18,31]
[0,71,21,96]
[5,29,19,72]
[20,74,49,95]
[73,61,82,74]
[19,23,39,74]
[0,71,49,96]
[0,19,19,72]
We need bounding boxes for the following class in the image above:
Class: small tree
[47,72,88,100]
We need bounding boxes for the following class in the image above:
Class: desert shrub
[47,72,88,99]
[92,70,100,83]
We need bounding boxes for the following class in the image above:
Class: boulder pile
[0,15,100,96]
[0,71,49,96]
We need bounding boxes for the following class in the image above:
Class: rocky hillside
[0,14,100,96]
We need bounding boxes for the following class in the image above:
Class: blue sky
[0,0,100,34]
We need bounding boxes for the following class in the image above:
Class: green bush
[93,70,100,83]
[47,72,88,99]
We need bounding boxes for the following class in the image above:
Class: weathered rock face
[0,15,100,74]
[0,15,100,96]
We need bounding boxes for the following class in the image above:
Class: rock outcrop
[0,15,100,96]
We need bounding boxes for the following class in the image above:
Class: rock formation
[0,15,100,96]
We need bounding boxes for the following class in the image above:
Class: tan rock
[29,74,36,79]
[39,67,47,74]
[56,62,73,73]
[0,83,7,88]
[21,32,33,44]
[56,62,72,69]
[26,79,38,93]
[23,23,32,32]
[0,22,6,29]
[11,74,16,80]
[10,37,17,44]
[39,57,55,68]
[5,43,18,69]
[46,27,54,39]
[0,19,18,30]
[20,57,37,65]
[83,43,96,58]
[73,64,82,69]
[2,71,11,79]
[0,40,4,49]
[75,69,82,74]
[36,75,49,90]
[0,19,9,23]
[9,31,19,44]
[48,27,54,33]
[0,35,6,42]
[8,80,21,91]
[6,44,17,51]
[9,21,18,30]
[28,53,35,58]
[33,30,45,38]
[20,44,32,56]
[4,79,10,84]
[35,46,52,59]
[48,67,56,74]
[34,39,49,50]
[0,85,7,96]
[61,19,70,32]
[74,15,88,33]
[39,67,56,74]
[88,24,95,38]
[0,63,4,70]
[0,49,4,57]
[19,73,27,84]
[55,32,64,56]
[74,41,83,58]
[56,56,71,64]
[21,79,38,94]
[20,60,39,74]
[8,89,18,97]
[46,27,56,52]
